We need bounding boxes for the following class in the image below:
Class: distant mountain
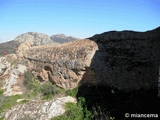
[50,34,79,43]
[14,32,56,46]
[0,32,79,56]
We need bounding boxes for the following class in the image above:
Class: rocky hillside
[21,27,160,92]
[0,32,79,56]
[0,27,159,119]
[14,32,56,46]
[0,41,20,56]
[50,34,79,43]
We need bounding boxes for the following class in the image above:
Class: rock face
[88,27,160,91]
[14,32,56,46]
[22,27,160,92]
[16,41,34,60]
[24,39,98,89]
[0,54,27,96]
[50,34,79,43]
[1,96,77,120]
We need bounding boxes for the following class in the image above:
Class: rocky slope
[14,32,56,46]
[20,27,160,93]
[0,32,79,56]
[0,27,159,119]
[0,54,26,96]
[50,34,79,43]
[1,96,76,120]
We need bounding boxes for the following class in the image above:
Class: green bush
[0,90,3,96]
[41,82,58,100]
[10,61,16,68]
[23,71,40,90]
[51,97,93,120]
[66,87,78,97]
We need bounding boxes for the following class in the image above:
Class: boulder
[1,96,77,120]
[24,39,98,89]
[16,41,34,60]
[2,64,27,96]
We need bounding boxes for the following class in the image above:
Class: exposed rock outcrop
[2,64,27,96]
[0,54,27,96]
[1,96,77,120]
[14,32,57,46]
[16,41,34,60]
[88,27,160,91]
[22,27,160,92]
[24,39,98,89]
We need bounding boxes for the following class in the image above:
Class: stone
[1,96,77,120]
[2,64,27,96]
[4,54,17,63]
[16,41,34,60]
[24,39,98,89]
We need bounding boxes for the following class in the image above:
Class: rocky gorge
[0,27,159,119]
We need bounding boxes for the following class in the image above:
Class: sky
[0,0,160,43]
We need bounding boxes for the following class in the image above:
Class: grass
[0,94,22,114]
[19,99,30,104]
[10,60,17,68]
[0,116,4,120]
[66,86,79,97]
[51,97,93,120]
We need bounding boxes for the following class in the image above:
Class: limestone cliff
[24,39,98,89]
[23,27,160,92]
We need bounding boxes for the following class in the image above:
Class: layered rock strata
[24,39,98,89]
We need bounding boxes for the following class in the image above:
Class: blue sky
[0,0,160,42]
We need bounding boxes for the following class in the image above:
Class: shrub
[10,61,16,68]
[23,71,38,90]
[41,82,58,100]
[0,90,3,96]
[51,97,93,120]
[66,87,78,97]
